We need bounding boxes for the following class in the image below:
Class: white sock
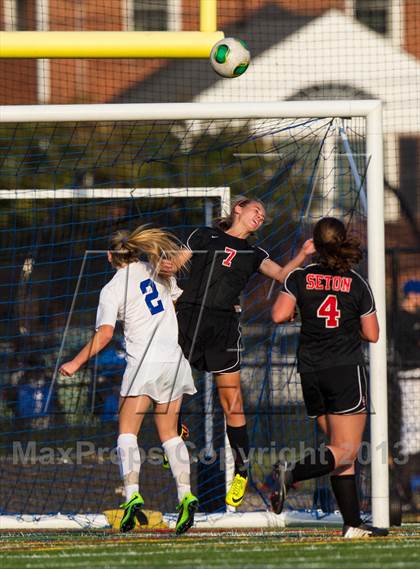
[117,433,141,501]
[162,436,191,502]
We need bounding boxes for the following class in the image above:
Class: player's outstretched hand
[302,239,315,256]
[158,259,176,277]
[59,360,79,377]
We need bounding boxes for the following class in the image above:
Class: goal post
[0,0,222,59]
[0,101,388,529]
[365,103,389,528]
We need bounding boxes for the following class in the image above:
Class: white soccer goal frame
[0,101,388,529]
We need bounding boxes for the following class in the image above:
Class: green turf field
[1,527,419,569]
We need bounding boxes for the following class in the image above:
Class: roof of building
[116,5,420,135]
[115,4,313,104]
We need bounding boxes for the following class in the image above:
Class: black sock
[330,474,362,527]
[226,424,249,477]
[291,447,336,483]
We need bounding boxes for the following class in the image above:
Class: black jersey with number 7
[177,226,269,311]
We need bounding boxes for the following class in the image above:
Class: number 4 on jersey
[317,294,341,328]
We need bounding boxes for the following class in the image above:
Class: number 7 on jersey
[222,246,237,267]
[317,294,341,328]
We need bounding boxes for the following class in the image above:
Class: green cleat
[119,491,146,532]
[175,492,198,535]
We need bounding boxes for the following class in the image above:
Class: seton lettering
[306,274,352,293]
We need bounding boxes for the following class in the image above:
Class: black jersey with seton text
[178,226,269,311]
[283,263,376,372]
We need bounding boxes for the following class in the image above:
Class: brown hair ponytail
[109,225,182,282]
[313,217,362,272]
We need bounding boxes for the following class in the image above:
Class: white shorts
[120,354,196,403]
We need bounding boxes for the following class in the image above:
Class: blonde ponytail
[109,225,182,281]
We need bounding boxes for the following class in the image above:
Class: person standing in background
[395,279,420,512]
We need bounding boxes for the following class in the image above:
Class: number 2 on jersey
[140,279,164,315]
[317,294,341,328]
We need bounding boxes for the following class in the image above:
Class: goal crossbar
[0,187,230,216]
[0,100,381,122]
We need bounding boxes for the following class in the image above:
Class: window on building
[124,1,180,32]
[134,0,167,30]
[16,0,27,29]
[355,0,390,35]
[3,0,29,31]
[400,137,419,218]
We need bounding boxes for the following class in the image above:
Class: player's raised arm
[259,238,315,282]
[59,324,114,376]
[158,248,192,277]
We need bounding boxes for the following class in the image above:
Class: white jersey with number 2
[95,261,196,402]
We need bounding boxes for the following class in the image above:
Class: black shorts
[300,364,368,418]
[177,304,242,374]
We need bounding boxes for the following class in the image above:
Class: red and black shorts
[299,364,368,418]
[176,304,242,374]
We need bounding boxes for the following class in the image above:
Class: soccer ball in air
[210,37,250,78]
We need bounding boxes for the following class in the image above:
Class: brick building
[1,1,419,104]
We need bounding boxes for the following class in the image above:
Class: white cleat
[342,523,389,539]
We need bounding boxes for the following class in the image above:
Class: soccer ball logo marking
[210,37,251,78]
